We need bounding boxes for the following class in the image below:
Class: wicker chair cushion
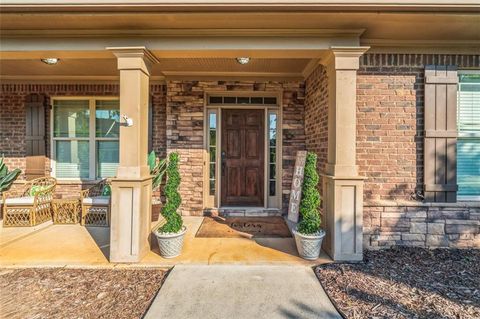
[82,196,111,205]
[5,196,35,206]
[29,185,50,196]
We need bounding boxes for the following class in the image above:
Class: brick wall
[166,80,306,216]
[358,54,480,202]
[364,202,480,249]
[304,65,329,196]
[359,53,480,250]
[0,83,166,197]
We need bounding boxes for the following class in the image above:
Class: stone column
[107,47,159,263]
[322,46,369,261]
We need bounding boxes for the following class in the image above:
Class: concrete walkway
[144,265,341,319]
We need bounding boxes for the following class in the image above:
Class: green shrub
[158,152,183,233]
[297,152,322,234]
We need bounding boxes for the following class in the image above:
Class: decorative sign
[288,151,307,223]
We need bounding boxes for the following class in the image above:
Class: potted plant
[0,156,22,219]
[153,152,186,258]
[292,152,326,260]
[148,150,167,222]
[0,156,21,193]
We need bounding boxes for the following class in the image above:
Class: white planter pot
[154,226,187,258]
[292,226,326,260]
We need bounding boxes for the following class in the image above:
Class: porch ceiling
[0,57,313,81]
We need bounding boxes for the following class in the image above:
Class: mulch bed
[0,268,167,319]
[316,247,480,319]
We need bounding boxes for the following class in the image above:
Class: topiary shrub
[297,152,322,234]
[158,152,183,233]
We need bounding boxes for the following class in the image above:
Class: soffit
[1,12,479,41]
[1,1,479,12]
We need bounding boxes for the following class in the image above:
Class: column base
[322,175,365,262]
[109,176,152,263]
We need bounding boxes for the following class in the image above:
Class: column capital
[322,46,370,71]
[107,46,159,75]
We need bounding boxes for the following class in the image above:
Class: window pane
[209,163,216,179]
[53,100,90,138]
[270,164,276,180]
[97,141,119,178]
[209,113,217,129]
[264,97,277,105]
[251,97,263,104]
[270,148,276,163]
[224,96,236,104]
[210,130,216,146]
[209,180,216,196]
[96,100,120,138]
[458,138,480,197]
[237,97,249,104]
[269,181,276,196]
[210,148,216,162]
[209,96,223,104]
[55,140,89,178]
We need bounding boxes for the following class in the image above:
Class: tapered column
[107,47,159,263]
[322,47,369,261]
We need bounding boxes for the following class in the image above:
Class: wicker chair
[2,177,57,227]
[80,179,111,227]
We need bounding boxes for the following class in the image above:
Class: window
[208,95,277,106]
[208,111,218,196]
[52,98,120,179]
[268,112,277,196]
[457,72,480,200]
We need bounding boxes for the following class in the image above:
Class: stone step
[205,207,284,217]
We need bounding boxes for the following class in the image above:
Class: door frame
[203,91,283,210]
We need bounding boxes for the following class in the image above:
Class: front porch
[0,217,331,267]
[2,31,369,262]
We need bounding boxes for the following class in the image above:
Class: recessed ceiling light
[236,57,250,65]
[41,58,60,65]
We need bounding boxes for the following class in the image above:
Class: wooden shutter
[424,65,458,202]
[25,94,47,180]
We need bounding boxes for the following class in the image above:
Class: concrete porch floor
[0,217,331,267]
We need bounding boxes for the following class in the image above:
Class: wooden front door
[221,109,264,206]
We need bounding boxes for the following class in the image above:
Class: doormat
[196,216,292,238]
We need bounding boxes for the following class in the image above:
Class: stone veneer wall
[166,80,306,216]
[0,83,167,197]
[357,54,480,201]
[304,65,329,196]
[364,202,480,249]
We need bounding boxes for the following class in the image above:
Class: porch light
[236,57,250,65]
[41,58,60,65]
